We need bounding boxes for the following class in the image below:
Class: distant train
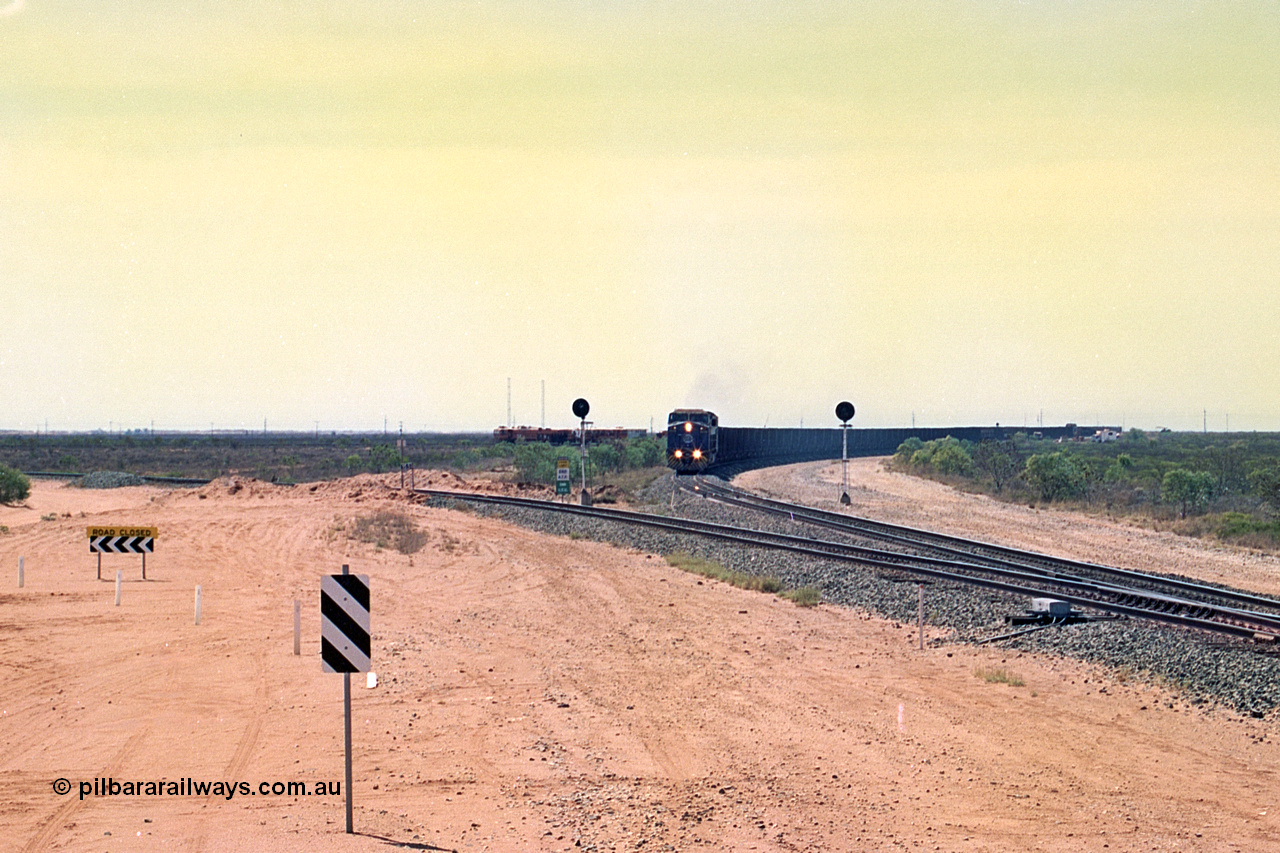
[493,426,575,444]
[666,409,719,473]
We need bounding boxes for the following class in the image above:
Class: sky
[2,1,1278,433]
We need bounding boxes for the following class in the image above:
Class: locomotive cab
[666,408,719,473]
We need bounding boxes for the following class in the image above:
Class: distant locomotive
[666,409,718,473]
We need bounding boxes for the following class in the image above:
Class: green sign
[555,457,571,495]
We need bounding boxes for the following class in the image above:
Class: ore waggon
[666,409,718,473]
[493,426,575,444]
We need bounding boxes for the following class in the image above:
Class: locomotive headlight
[674,449,683,459]
[692,449,702,459]
[684,422,693,432]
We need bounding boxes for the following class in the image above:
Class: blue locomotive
[666,408,718,473]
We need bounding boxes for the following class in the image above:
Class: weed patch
[348,510,428,554]
[436,530,461,553]
[780,586,822,607]
[664,551,820,604]
[975,666,1025,687]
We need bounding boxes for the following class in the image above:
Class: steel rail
[685,476,1280,618]
[419,488,1280,641]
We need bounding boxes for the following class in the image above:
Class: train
[666,408,719,473]
[493,426,651,445]
[493,426,575,444]
[667,408,1120,476]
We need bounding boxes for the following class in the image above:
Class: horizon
[8,421,1233,440]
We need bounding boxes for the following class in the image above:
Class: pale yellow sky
[3,2,1278,432]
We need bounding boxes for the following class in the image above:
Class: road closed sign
[87,527,157,553]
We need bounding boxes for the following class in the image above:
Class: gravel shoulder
[1,472,1277,852]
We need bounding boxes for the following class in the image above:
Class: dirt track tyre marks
[185,656,270,853]
[21,730,146,853]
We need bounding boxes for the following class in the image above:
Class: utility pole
[541,380,546,429]
[507,378,512,428]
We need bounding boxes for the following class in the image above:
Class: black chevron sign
[88,534,155,554]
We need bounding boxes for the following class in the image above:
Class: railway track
[420,486,1280,643]
[682,476,1280,619]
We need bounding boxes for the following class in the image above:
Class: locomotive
[666,408,718,473]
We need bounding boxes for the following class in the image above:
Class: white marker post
[344,654,352,834]
[293,599,301,655]
[18,556,23,588]
[195,585,202,625]
[114,571,122,606]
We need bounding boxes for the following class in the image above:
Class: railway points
[419,482,1280,644]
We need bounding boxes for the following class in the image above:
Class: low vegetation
[511,437,669,502]
[0,431,667,493]
[779,586,823,607]
[664,551,821,606]
[345,510,428,554]
[891,431,1280,551]
[975,666,1025,687]
[0,463,30,504]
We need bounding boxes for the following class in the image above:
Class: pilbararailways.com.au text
[53,777,341,801]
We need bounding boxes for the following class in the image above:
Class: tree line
[891,431,1280,547]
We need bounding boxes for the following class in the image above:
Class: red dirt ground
[1,466,1276,852]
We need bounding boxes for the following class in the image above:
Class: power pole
[541,380,546,429]
[507,378,512,428]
